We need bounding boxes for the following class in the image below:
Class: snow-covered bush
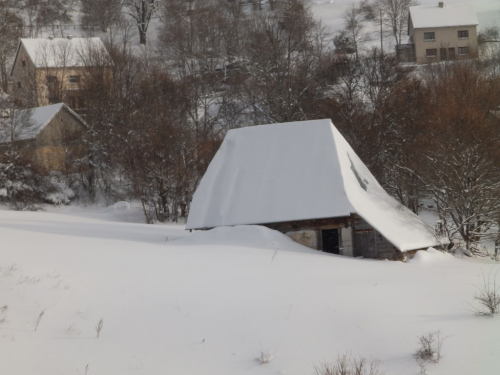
[413,331,445,374]
[0,163,73,209]
[468,269,500,316]
[257,350,274,365]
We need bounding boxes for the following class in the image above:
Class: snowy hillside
[0,206,499,374]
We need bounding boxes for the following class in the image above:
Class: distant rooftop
[410,3,478,29]
[16,37,108,69]
[0,103,86,143]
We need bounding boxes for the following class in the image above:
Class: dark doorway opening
[448,47,456,59]
[440,48,447,60]
[322,229,340,254]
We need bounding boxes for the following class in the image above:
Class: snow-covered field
[0,204,499,375]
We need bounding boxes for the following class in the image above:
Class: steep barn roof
[0,103,86,142]
[409,3,478,29]
[11,37,108,75]
[186,119,440,252]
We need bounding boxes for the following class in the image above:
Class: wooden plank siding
[352,215,406,260]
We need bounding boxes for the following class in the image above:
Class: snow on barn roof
[0,103,86,142]
[186,119,440,252]
[11,37,108,74]
[409,3,478,29]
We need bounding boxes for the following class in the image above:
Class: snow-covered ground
[0,204,499,375]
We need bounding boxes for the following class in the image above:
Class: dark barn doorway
[322,229,340,254]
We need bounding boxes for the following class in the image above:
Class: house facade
[11,37,112,110]
[186,119,444,261]
[0,103,88,174]
[401,2,479,64]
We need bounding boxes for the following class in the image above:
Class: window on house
[458,30,469,39]
[17,82,21,89]
[458,47,469,55]
[69,75,80,84]
[424,32,435,41]
[22,60,26,67]
[46,75,57,83]
[426,48,437,57]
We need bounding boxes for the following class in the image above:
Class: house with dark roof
[186,119,445,261]
[401,2,479,64]
[0,103,87,174]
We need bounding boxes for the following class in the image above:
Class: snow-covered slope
[0,208,498,375]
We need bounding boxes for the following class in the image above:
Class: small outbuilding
[0,103,87,174]
[186,119,443,261]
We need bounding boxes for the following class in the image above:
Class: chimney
[48,35,54,40]
[67,35,73,40]
[438,2,444,7]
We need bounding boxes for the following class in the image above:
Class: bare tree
[160,0,248,202]
[0,3,23,92]
[77,38,118,202]
[81,0,122,35]
[341,2,371,59]
[35,0,72,37]
[374,0,418,46]
[243,0,330,123]
[21,0,42,37]
[121,0,160,44]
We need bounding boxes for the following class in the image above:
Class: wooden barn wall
[34,108,87,174]
[352,216,400,260]
[262,215,414,261]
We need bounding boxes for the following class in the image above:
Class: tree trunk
[139,27,147,44]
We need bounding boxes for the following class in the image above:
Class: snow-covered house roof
[11,37,108,75]
[0,103,86,143]
[409,3,478,29]
[186,119,440,252]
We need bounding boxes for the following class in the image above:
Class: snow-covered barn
[186,119,442,261]
[0,103,87,174]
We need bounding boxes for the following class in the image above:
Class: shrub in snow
[314,353,384,375]
[44,182,75,205]
[95,318,104,338]
[468,269,500,316]
[257,350,274,365]
[413,331,445,374]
